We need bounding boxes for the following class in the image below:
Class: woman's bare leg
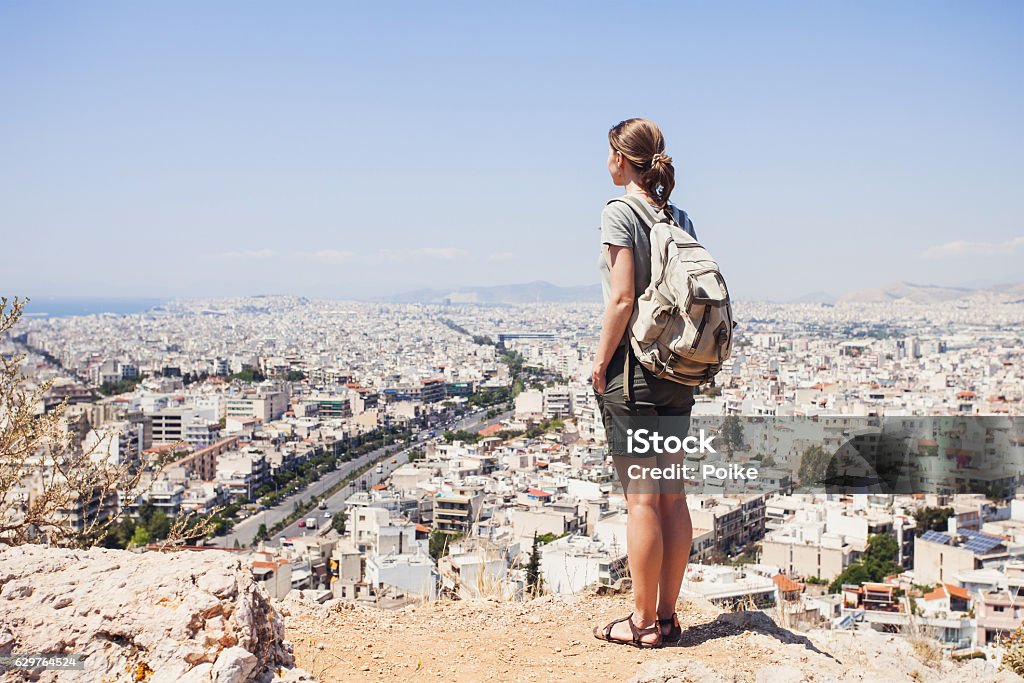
[656,491,693,627]
[601,455,661,644]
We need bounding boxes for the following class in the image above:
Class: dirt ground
[283,589,1020,683]
[284,590,829,682]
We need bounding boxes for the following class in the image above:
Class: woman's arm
[592,244,635,393]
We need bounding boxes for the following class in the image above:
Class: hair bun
[650,152,672,166]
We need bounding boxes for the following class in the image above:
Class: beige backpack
[610,195,735,397]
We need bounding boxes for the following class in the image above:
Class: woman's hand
[591,358,607,394]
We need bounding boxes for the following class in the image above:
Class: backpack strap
[607,195,667,403]
[608,194,664,232]
[623,339,632,402]
[611,195,697,241]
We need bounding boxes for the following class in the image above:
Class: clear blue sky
[2,1,1021,301]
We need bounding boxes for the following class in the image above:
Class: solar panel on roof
[959,529,1002,554]
[920,530,951,544]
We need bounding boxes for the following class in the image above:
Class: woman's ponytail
[642,152,675,206]
[608,118,676,208]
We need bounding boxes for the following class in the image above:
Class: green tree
[130,525,152,548]
[229,368,265,383]
[798,445,831,488]
[828,533,901,592]
[719,416,745,455]
[100,516,136,549]
[535,531,568,545]
[331,511,348,535]
[526,532,543,597]
[429,530,462,561]
[861,533,900,577]
[209,513,233,536]
[147,510,171,541]
[913,506,954,533]
[97,378,142,396]
[443,430,481,444]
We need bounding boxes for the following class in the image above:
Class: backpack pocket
[631,289,674,345]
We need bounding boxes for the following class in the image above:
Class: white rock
[755,665,806,683]
[0,545,311,683]
[212,645,258,683]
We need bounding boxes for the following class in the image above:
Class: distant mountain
[379,279,1024,306]
[837,281,1024,304]
[379,281,602,305]
[981,282,1024,303]
[789,291,837,305]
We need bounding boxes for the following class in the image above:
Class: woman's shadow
[667,610,839,662]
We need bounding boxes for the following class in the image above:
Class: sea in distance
[19,296,168,318]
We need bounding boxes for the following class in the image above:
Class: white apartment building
[761,506,862,580]
[514,389,544,421]
[365,553,437,600]
[225,389,289,422]
[539,534,628,595]
[680,564,777,609]
[542,386,571,418]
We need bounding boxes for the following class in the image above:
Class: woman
[591,118,696,649]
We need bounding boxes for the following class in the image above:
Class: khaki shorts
[595,345,696,495]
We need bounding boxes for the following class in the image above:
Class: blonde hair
[608,118,675,208]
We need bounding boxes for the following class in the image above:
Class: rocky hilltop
[0,545,313,682]
[1,546,1020,683]
[284,589,1020,683]
[836,281,1024,305]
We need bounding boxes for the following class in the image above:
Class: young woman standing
[591,118,696,648]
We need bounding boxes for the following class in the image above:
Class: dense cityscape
[3,294,1023,666]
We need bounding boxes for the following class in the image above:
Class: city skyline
[2,2,1022,301]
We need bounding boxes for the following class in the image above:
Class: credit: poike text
[626,428,717,455]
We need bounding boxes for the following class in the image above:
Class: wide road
[216,408,510,547]
[273,408,511,544]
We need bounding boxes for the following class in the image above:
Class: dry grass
[908,634,941,664]
[997,624,1024,676]
[902,600,942,668]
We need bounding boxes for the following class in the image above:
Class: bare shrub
[1,295,215,548]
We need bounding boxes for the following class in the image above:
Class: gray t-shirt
[598,196,697,344]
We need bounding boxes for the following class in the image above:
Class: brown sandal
[592,612,663,648]
[658,613,682,643]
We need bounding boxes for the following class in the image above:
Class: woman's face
[607,144,625,186]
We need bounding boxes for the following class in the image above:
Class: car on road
[323,512,333,519]
[305,517,318,529]
[297,520,306,528]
